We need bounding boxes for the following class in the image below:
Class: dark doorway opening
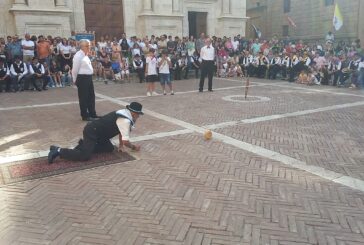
[84,0,124,40]
[188,11,207,38]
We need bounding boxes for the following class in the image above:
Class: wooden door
[84,0,124,40]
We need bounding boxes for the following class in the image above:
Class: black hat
[126,102,144,115]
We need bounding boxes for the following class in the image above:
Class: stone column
[143,0,153,12]
[222,0,231,14]
[172,0,180,12]
[55,0,67,7]
[13,0,27,5]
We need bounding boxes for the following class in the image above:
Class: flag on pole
[333,3,343,31]
[286,15,297,28]
[251,24,262,38]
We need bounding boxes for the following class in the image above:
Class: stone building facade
[246,0,364,45]
[0,0,247,39]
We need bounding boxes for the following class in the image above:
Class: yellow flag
[333,3,343,31]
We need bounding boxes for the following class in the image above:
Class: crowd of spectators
[0,31,363,94]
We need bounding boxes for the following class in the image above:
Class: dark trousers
[76,74,97,119]
[136,68,145,83]
[268,65,281,80]
[60,123,114,161]
[256,65,267,78]
[0,76,12,92]
[199,60,214,91]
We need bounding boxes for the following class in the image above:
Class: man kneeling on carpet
[48,102,143,164]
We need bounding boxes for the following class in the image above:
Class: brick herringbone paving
[0,101,181,157]
[0,134,364,244]
[124,82,363,126]
[215,106,364,181]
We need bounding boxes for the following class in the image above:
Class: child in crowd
[133,54,145,83]
[158,50,174,95]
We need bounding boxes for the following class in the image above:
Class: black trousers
[0,76,12,92]
[256,65,267,78]
[268,65,281,80]
[60,123,114,161]
[76,74,97,119]
[199,60,214,91]
[135,68,145,83]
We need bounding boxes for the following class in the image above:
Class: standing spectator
[59,39,72,69]
[325,31,335,44]
[7,35,22,64]
[72,39,98,121]
[157,35,168,54]
[0,58,11,92]
[195,33,205,54]
[37,35,51,66]
[97,36,107,51]
[251,39,261,56]
[199,38,215,92]
[22,34,35,64]
[158,50,173,95]
[119,33,130,58]
[167,35,176,54]
[186,36,195,68]
[145,49,159,96]
[133,54,145,83]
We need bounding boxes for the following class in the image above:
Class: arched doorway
[84,0,124,40]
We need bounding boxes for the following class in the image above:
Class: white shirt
[116,109,134,141]
[133,59,144,69]
[146,56,158,75]
[60,45,71,54]
[98,41,107,50]
[232,40,239,51]
[10,62,28,79]
[72,50,94,81]
[29,63,45,75]
[158,57,170,74]
[21,40,35,56]
[358,61,364,70]
[200,45,215,61]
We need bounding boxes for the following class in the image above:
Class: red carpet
[0,151,135,186]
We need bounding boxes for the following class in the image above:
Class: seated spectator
[10,56,28,92]
[61,64,72,86]
[28,57,46,91]
[50,60,62,87]
[190,51,200,79]
[101,56,113,84]
[0,58,11,92]
[120,57,130,82]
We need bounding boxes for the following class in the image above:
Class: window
[325,0,334,6]
[283,0,291,13]
[282,25,289,37]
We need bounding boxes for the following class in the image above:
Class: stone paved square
[0,78,364,244]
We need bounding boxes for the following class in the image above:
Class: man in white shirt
[72,39,98,121]
[28,57,45,91]
[199,38,215,92]
[21,33,35,64]
[48,102,143,163]
[10,56,28,91]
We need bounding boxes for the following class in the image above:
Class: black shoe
[82,117,96,121]
[199,90,203,93]
[48,145,60,164]
[208,89,213,92]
